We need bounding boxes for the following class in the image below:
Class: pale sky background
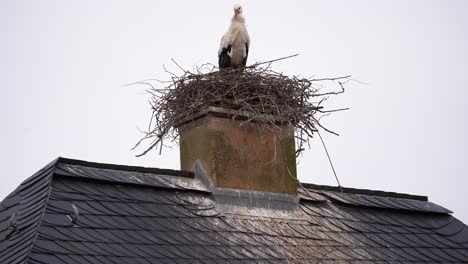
[1,1,467,223]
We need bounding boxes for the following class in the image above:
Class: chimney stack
[178,107,297,194]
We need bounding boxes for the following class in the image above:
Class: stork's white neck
[231,15,245,24]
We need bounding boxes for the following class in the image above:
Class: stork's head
[233,4,243,17]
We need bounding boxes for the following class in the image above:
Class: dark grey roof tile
[453,248,468,260]
[288,223,325,241]
[4,223,38,246]
[297,187,328,202]
[19,164,54,189]
[311,187,452,215]
[79,255,116,264]
[50,254,86,264]
[416,233,453,248]
[387,233,419,248]
[326,204,361,222]
[139,244,177,259]
[117,216,158,231]
[430,247,464,262]
[452,227,468,245]
[69,223,113,240]
[336,232,370,248]
[405,213,453,230]
[28,253,64,264]
[387,246,416,262]
[161,244,199,259]
[42,212,72,227]
[33,239,71,255]
[382,211,421,229]
[0,168,53,263]
[146,216,187,232]
[344,232,375,249]
[102,256,127,263]
[437,218,468,237]
[398,247,432,262]
[427,233,464,248]
[79,200,125,216]
[45,200,87,215]
[36,226,68,241]
[0,243,32,264]
[54,160,207,192]
[341,219,380,233]
[2,157,467,263]
[252,259,275,264]
[370,247,402,261]
[90,255,117,264]
[0,192,21,213]
[362,233,392,248]
[413,247,449,262]
[15,211,45,231]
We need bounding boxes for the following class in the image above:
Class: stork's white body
[218,5,250,69]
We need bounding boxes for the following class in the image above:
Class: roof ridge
[301,182,428,201]
[56,157,429,201]
[53,157,210,193]
[56,157,194,178]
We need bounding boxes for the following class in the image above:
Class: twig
[131,56,351,158]
[249,54,300,68]
[317,131,343,192]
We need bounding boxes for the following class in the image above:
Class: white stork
[218,4,250,69]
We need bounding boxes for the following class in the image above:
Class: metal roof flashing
[193,159,306,218]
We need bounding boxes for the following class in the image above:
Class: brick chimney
[178,107,297,194]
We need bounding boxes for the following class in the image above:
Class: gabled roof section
[0,159,56,264]
[0,157,467,263]
[0,157,209,264]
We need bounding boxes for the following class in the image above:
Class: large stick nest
[133,60,350,157]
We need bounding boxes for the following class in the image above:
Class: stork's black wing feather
[242,42,249,67]
[218,45,232,69]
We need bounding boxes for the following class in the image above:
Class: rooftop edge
[302,183,428,202]
[56,157,428,201]
[56,157,194,178]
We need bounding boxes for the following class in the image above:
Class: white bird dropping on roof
[218,4,250,69]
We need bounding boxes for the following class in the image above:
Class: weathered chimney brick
[178,107,297,194]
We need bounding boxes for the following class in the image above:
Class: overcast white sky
[1,0,467,223]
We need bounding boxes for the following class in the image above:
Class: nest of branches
[133,58,350,157]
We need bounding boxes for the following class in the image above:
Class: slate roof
[1,157,467,264]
